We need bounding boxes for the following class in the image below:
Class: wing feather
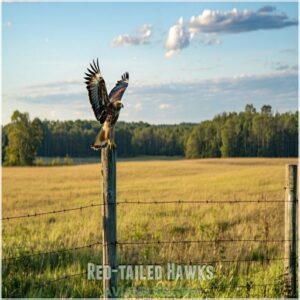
[108,72,129,103]
[84,59,109,123]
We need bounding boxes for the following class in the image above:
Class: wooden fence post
[102,143,117,298]
[284,164,297,298]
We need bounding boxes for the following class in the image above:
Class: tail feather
[91,129,108,150]
[91,141,108,150]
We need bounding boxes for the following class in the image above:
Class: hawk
[84,59,129,149]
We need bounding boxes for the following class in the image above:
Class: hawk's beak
[121,103,124,108]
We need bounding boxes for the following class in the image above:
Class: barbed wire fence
[0,199,292,221]
[2,202,296,296]
[2,164,298,298]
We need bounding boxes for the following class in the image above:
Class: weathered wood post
[284,164,297,298]
[102,137,117,298]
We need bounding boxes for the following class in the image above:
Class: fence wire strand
[36,271,87,287]
[2,197,291,296]
[2,199,289,221]
[114,238,291,245]
[2,241,102,261]
[3,238,292,262]
[2,202,103,220]
[33,270,281,292]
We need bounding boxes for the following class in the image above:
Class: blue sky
[2,2,298,124]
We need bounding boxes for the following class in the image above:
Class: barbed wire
[120,256,292,265]
[3,245,285,295]
[127,282,282,292]
[35,271,87,287]
[3,238,291,262]
[120,199,289,204]
[2,241,101,261]
[2,199,288,221]
[114,238,290,246]
[2,198,291,296]
[1,202,103,221]
[32,270,281,292]
[44,271,87,284]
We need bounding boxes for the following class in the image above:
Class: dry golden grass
[2,157,297,297]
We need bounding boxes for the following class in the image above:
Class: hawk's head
[114,100,124,110]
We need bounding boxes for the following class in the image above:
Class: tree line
[185,104,297,158]
[2,104,298,165]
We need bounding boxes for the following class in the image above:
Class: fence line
[119,257,292,265]
[3,238,292,262]
[2,241,102,261]
[3,245,291,263]
[1,202,103,220]
[114,238,291,246]
[36,271,87,286]
[3,164,297,297]
[2,199,289,221]
[2,198,293,296]
[118,199,289,204]
[33,269,281,291]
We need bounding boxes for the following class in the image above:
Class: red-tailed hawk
[84,59,129,149]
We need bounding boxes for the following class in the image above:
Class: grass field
[2,157,297,297]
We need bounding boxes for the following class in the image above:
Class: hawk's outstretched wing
[84,59,109,124]
[108,72,129,103]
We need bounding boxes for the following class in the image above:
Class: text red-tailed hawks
[84,59,129,149]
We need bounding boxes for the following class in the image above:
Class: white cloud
[165,6,297,58]
[139,24,152,39]
[165,17,191,58]
[189,6,297,35]
[112,24,152,47]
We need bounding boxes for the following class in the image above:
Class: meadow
[2,157,297,297]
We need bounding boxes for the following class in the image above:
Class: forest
[2,104,298,165]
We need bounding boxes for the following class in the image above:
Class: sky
[2,2,298,124]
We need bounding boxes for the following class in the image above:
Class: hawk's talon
[107,139,117,149]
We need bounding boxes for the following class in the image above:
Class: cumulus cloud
[189,6,297,35]
[165,6,297,57]
[139,24,152,39]
[112,24,152,47]
[165,17,191,58]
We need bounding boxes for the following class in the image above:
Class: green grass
[2,157,296,297]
